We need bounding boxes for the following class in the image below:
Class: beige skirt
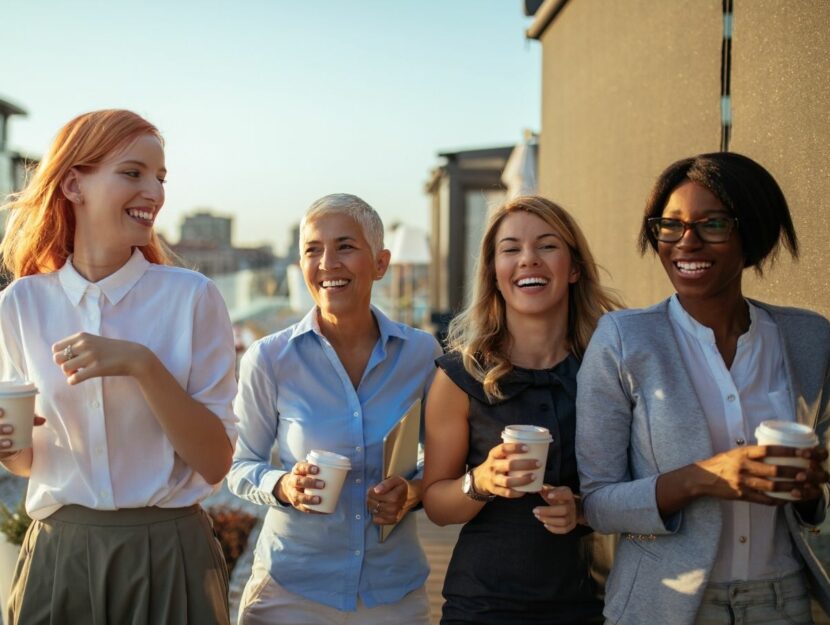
[7,504,230,625]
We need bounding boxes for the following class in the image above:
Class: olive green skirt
[7,504,230,625]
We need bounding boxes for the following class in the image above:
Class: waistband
[701,571,807,610]
[46,504,202,526]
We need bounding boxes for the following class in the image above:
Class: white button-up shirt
[0,250,237,519]
[668,295,800,582]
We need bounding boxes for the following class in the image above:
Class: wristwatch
[462,469,495,502]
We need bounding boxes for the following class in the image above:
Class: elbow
[201,450,233,486]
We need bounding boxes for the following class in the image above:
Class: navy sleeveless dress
[436,352,603,625]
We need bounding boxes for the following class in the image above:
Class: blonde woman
[422,196,622,625]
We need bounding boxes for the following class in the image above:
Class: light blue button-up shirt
[227,305,441,611]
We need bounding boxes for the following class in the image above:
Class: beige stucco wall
[730,1,830,318]
[536,0,830,317]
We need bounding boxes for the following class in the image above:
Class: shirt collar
[288,304,408,344]
[668,293,758,346]
[58,249,150,307]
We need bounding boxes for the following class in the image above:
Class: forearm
[135,352,232,484]
[423,475,487,526]
[0,449,33,477]
[655,464,706,518]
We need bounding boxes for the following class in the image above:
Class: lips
[514,276,550,288]
[125,208,155,226]
[673,259,713,277]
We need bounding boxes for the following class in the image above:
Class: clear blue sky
[2,1,540,253]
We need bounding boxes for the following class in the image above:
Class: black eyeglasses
[647,216,739,243]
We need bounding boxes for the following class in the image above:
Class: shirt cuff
[260,468,290,507]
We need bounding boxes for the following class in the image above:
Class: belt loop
[773,579,784,610]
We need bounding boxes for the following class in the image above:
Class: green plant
[0,496,32,546]
[207,505,258,575]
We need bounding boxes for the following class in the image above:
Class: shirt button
[355,514,361,520]
[355,478,362,484]
[353,411,359,417]
[354,550,361,556]
[99,490,108,498]
[726,394,736,402]
[738,536,747,544]
[91,400,100,408]
[355,446,362,452]
[735,438,746,446]
[95,446,104,455]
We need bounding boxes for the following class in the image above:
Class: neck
[318,307,379,347]
[504,306,570,369]
[677,290,750,342]
[71,235,133,282]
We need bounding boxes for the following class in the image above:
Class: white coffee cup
[754,420,819,501]
[501,425,553,493]
[0,382,38,451]
[303,449,352,513]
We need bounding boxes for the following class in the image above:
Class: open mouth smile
[320,279,350,290]
[126,208,155,227]
[673,260,713,277]
[514,276,550,289]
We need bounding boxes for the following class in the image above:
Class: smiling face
[493,211,579,321]
[658,181,744,305]
[300,212,390,319]
[68,133,166,254]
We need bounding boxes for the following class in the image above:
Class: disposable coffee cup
[303,450,352,513]
[0,382,38,451]
[501,425,553,493]
[754,420,819,501]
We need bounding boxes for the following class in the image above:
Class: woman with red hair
[0,110,236,624]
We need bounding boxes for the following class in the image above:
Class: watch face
[462,471,473,494]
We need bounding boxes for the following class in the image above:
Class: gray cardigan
[576,298,830,625]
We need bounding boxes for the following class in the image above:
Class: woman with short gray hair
[228,194,441,624]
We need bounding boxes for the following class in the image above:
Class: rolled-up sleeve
[576,314,680,535]
[189,281,238,446]
[226,341,288,507]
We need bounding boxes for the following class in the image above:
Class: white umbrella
[501,130,538,199]
[389,224,431,266]
[388,225,430,326]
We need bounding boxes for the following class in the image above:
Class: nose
[319,246,341,270]
[675,224,703,249]
[519,246,541,266]
[141,178,165,208]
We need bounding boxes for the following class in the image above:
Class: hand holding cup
[274,460,327,513]
[0,382,41,458]
[472,441,543,499]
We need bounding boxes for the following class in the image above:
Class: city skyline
[2,1,540,255]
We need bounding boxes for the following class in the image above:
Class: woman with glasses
[575,152,830,625]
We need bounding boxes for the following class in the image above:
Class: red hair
[1,109,172,279]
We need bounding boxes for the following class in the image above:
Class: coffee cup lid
[755,420,818,448]
[501,425,552,443]
[0,381,38,397]
[307,449,352,470]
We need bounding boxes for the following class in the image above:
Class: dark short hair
[638,152,798,273]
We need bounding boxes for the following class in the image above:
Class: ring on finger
[63,345,75,360]
[372,502,381,515]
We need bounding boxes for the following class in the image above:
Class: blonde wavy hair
[1,109,172,279]
[446,195,623,401]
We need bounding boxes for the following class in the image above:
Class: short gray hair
[299,193,385,256]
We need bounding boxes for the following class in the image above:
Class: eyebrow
[118,159,167,175]
[304,236,358,246]
[497,232,561,244]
